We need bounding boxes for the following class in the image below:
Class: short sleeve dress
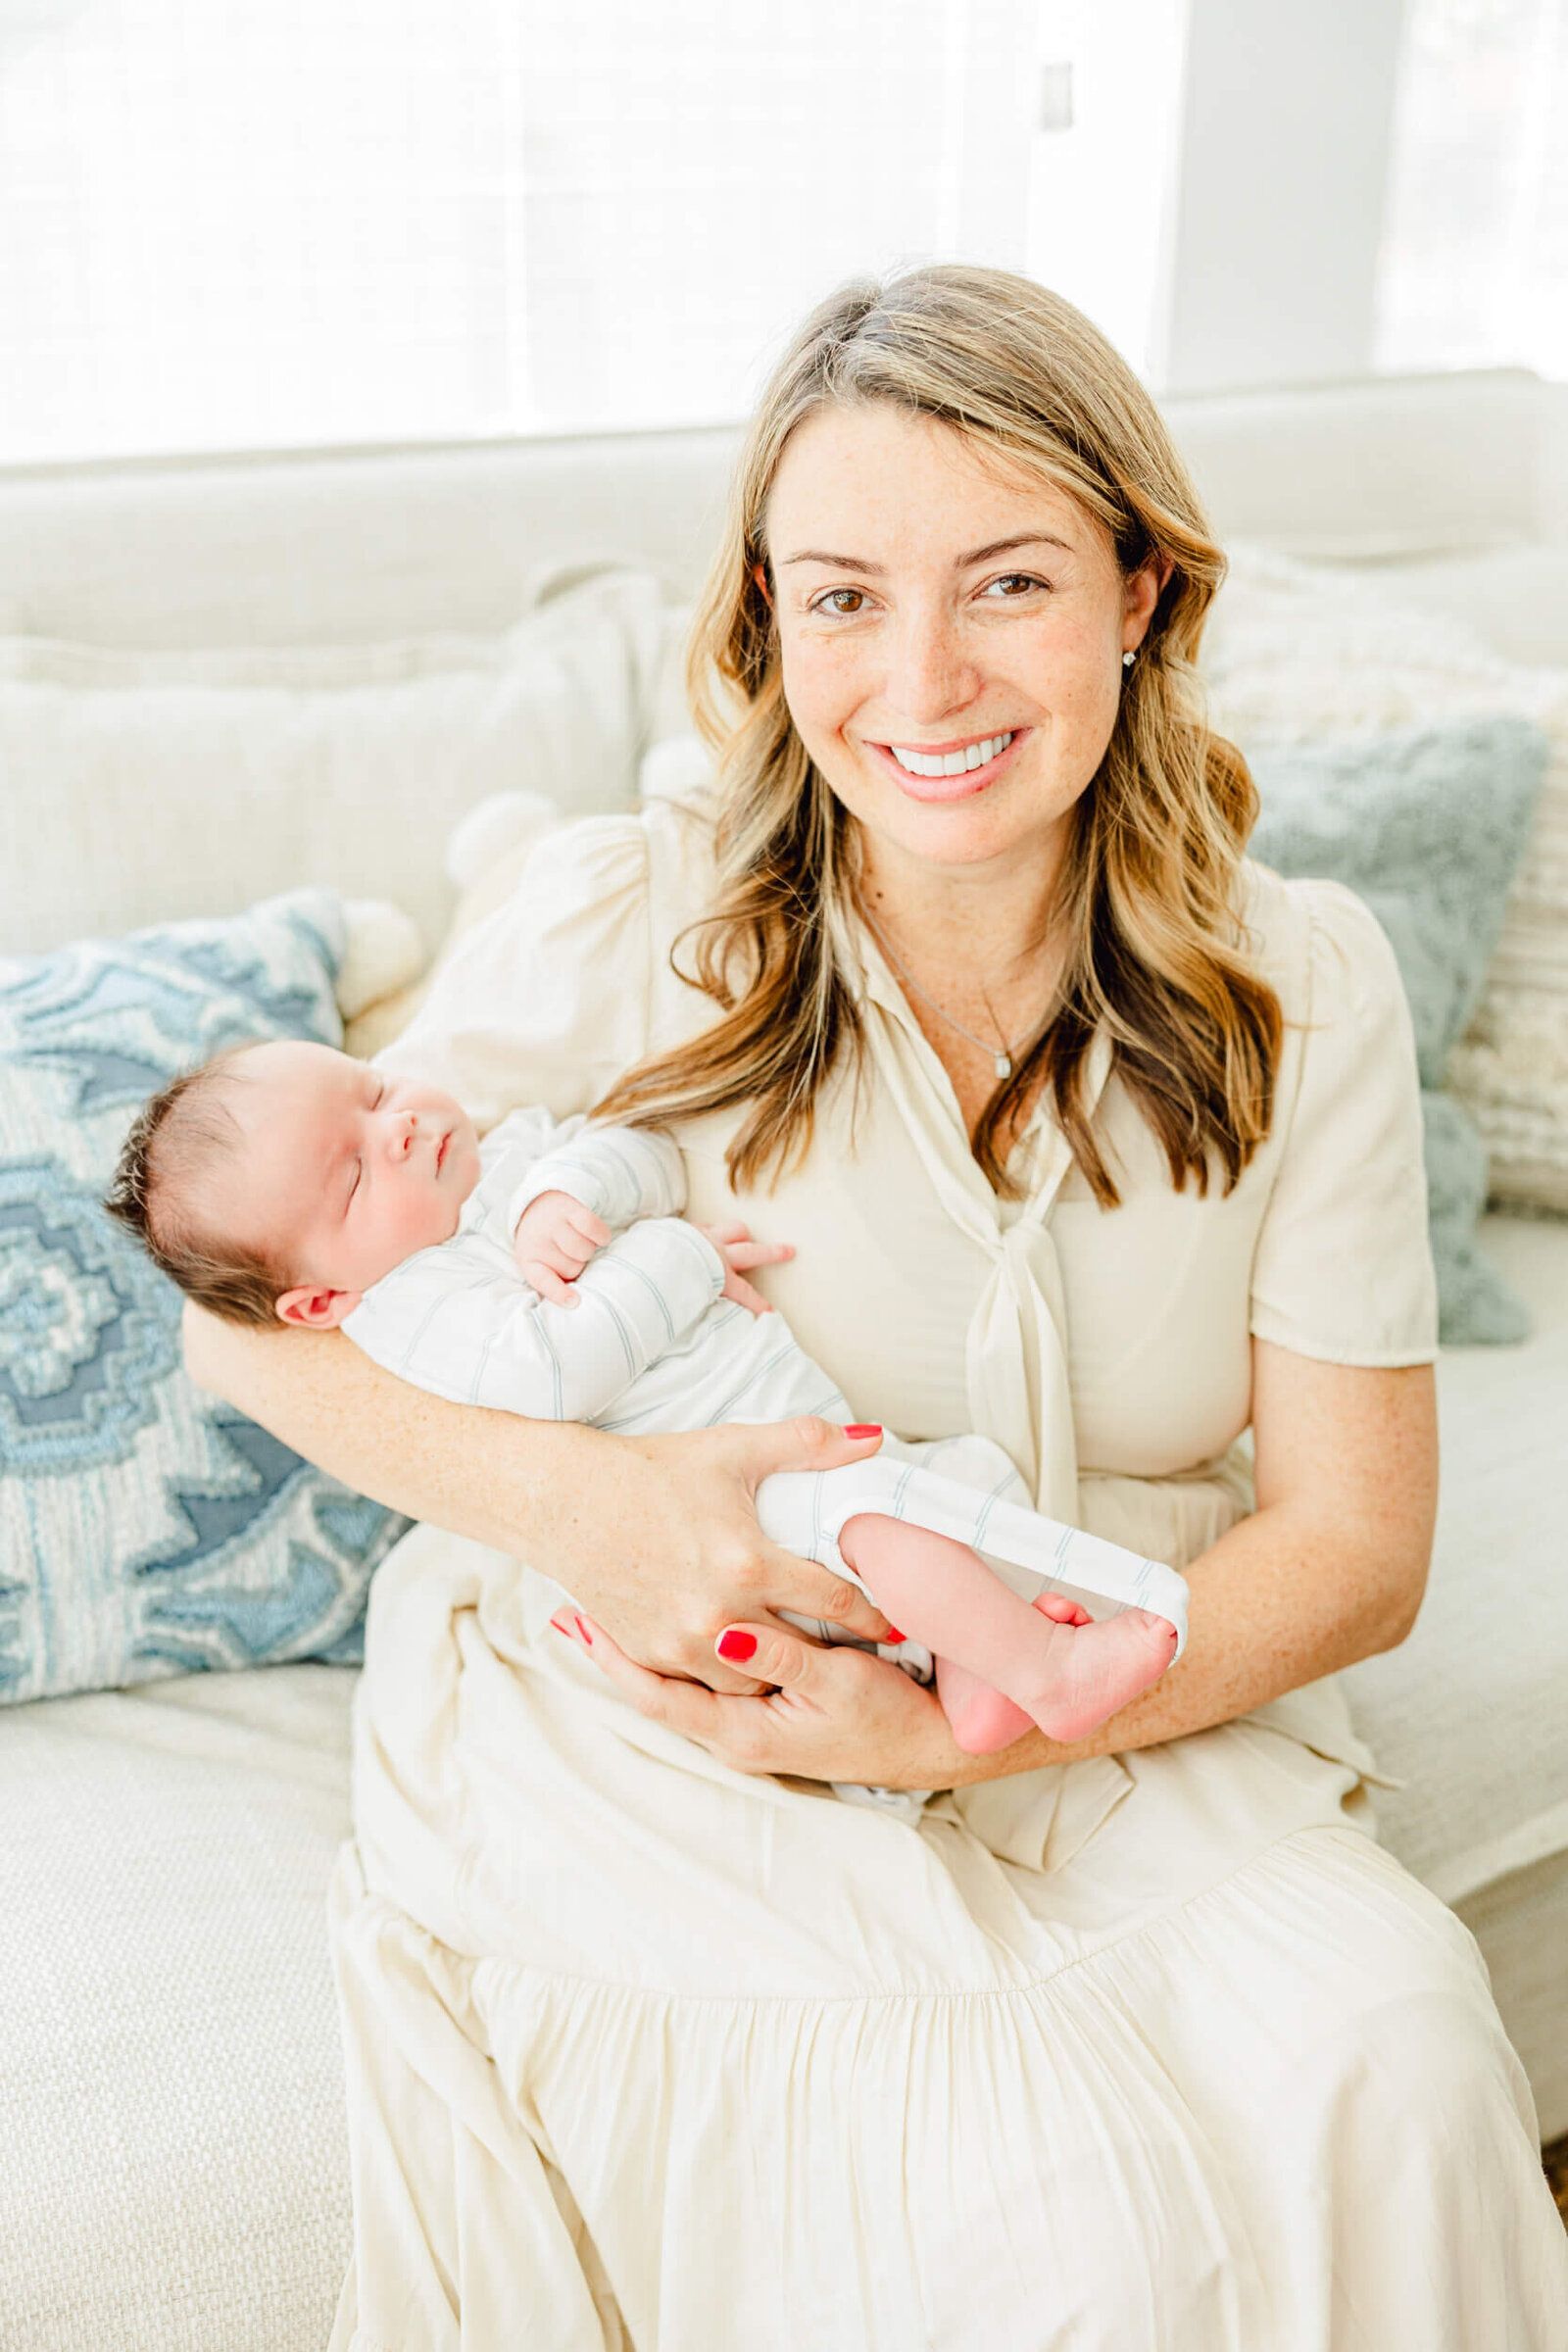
[329,799,1568,2352]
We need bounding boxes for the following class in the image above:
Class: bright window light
[0,0,1187,464]
[1376,0,1568,380]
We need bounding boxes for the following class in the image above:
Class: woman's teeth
[889,731,1013,778]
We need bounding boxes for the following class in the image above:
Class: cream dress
[329,797,1568,2351]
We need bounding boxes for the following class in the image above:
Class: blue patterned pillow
[0,890,409,1704]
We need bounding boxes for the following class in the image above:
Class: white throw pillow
[1204,546,1568,1213]
[0,566,686,959]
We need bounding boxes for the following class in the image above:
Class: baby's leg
[838,1515,1178,1750]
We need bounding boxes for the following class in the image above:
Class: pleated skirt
[328,1527,1568,2351]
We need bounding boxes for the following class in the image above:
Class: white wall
[1157,0,1407,393]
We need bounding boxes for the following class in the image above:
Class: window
[1376,0,1568,379]
[0,0,1187,465]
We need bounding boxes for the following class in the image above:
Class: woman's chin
[864,786,1073,875]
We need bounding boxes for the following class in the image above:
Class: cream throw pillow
[1205,546,1568,1214]
[0,566,683,961]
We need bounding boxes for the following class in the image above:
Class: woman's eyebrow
[961,531,1073,565]
[779,549,887,573]
[778,531,1072,572]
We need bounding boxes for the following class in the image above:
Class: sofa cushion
[1205,545,1568,1214]
[0,890,408,1704]
[1249,719,1548,1342]
[0,565,680,959]
[1344,1210,1568,2137]
[0,1663,356,2352]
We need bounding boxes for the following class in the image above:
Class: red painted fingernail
[885,1627,906,1644]
[572,1613,593,1647]
[716,1629,758,1662]
[549,1611,572,1636]
[844,1424,882,1440]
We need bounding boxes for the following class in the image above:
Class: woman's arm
[182,1303,897,1692]
[986,1342,1438,1767]
[562,1342,1439,1787]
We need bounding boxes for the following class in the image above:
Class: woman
[190,268,1568,2347]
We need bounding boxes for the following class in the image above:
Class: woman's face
[764,401,1165,884]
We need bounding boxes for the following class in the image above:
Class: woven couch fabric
[1206,544,1568,1214]
[0,1665,355,2352]
[0,890,408,1704]
[1249,719,1548,1343]
[1344,1210,1568,2139]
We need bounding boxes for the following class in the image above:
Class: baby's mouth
[435,1130,450,1173]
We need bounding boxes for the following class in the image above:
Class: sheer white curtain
[1376,0,1568,379]
[0,0,1184,465]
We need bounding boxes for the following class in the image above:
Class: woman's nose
[883,606,979,725]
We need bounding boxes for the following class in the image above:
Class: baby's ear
[274,1286,363,1330]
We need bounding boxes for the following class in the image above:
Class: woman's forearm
[180,1302,898,1683]
[182,1300,601,1554]
[947,1495,1424,1786]
[944,1348,1437,1787]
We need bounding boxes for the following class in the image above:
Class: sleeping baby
[107,1039,1185,1800]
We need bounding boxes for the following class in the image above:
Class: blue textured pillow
[1248,717,1548,1346]
[0,890,409,1704]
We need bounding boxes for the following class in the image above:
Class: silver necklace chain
[860,905,1038,1082]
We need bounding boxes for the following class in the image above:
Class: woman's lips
[863,727,1027,802]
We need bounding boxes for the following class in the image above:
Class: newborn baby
[109,1039,1184,1781]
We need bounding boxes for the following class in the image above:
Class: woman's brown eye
[816,588,864,615]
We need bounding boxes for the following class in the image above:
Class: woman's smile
[862,725,1028,802]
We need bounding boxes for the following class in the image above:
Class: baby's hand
[696,1221,795,1316]
[514,1191,612,1306]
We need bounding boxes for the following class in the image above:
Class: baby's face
[220,1041,481,1320]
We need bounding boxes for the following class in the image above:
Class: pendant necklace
[860,906,1037,1082]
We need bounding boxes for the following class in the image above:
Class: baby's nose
[392,1111,417,1157]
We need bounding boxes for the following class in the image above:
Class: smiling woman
[191,266,1568,2348]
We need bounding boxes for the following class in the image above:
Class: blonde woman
[191,268,1568,2346]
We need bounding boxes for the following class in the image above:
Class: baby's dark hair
[105,1047,288,1330]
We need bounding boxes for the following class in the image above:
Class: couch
[2,371,1564,2351]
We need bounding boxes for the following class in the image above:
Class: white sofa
[2,373,1565,2351]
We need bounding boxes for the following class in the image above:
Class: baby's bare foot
[1021,1601,1178,1743]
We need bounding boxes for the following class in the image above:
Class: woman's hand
[182,1303,897,1699]
[540,1417,901,1693]
[550,1608,998,1790]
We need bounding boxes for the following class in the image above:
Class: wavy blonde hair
[596,265,1280,1204]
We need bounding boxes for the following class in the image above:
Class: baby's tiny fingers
[526,1261,581,1307]
[564,1204,612,1248]
[541,1235,595,1276]
[722,1239,795,1271]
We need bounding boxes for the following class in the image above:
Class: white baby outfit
[342,1108,1187,1812]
